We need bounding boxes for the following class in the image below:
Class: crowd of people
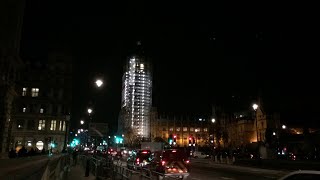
[8,146,53,158]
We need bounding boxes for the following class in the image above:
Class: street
[186,159,288,180]
[115,158,289,180]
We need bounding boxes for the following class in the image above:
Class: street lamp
[252,104,259,142]
[95,79,103,88]
[282,124,286,129]
[87,108,93,115]
[211,118,216,153]
[80,120,84,125]
[211,118,216,123]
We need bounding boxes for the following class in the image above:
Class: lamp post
[252,104,259,142]
[86,108,93,146]
[211,118,216,157]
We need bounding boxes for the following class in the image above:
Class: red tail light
[142,151,149,154]
[161,161,165,166]
[172,150,176,153]
[136,158,140,164]
[185,160,190,163]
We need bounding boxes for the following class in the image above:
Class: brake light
[142,151,149,154]
[161,161,165,166]
[136,158,140,164]
[172,150,176,153]
[185,160,190,163]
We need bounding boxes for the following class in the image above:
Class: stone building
[11,53,72,152]
[150,113,211,147]
[0,0,25,154]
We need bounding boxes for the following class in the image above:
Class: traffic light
[168,134,173,145]
[189,137,192,146]
[173,135,177,144]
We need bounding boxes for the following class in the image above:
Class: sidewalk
[68,165,96,180]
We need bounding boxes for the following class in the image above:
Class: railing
[0,154,71,180]
[77,154,183,180]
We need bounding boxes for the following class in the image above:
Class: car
[193,151,210,159]
[279,170,320,180]
[148,149,190,180]
[127,150,152,170]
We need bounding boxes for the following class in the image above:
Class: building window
[59,121,63,131]
[27,120,35,130]
[36,141,44,150]
[190,127,194,132]
[204,128,208,132]
[162,127,167,131]
[22,88,27,96]
[195,128,201,132]
[183,127,188,132]
[40,108,44,114]
[31,88,39,97]
[50,120,57,130]
[62,121,66,131]
[23,107,26,112]
[17,119,24,129]
[38,120,45,130]
[169,127,173,131]
[176,127,180,131]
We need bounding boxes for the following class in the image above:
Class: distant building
[119,42,152,139]
[150,112,211,147]
[11,53,72,152]
[0,0,25,154]
[227,104,281,148]
[88,122,108,145]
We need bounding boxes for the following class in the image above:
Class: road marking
[221,177,234,180]
[191,178,201,180]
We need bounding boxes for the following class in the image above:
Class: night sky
[20,1,319,131]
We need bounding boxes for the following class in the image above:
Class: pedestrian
[73,150,78,165]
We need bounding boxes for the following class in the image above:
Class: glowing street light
[95,79,103,87]
[252,104,259,111]
[80,120,84,125]
[211,118,216,123]
[88,108,93,114]
[282,124,287,129]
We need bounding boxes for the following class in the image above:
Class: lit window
[18,124,23,129]
[50,120,56,130]
[38,120,45,130]
[59,121,63,131]
[23,107,26,112]
[22,88,27,96]
[27,141,32,147]
[204,128,208,132]
[31,88,39,97]
[36,141,44,150]
[140,63,144,69]
[190,128,194,132]
[169,127,173,131]
[183,127,188,131]
[176,128,180,131]
[40,108,44,114]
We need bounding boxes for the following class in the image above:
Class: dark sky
[20,1,319,130]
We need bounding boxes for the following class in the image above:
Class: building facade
[88,122,108,146]
[151,114,212,147]
[0,0,25,154]
[119,42,152,139]
[11,53,72,152]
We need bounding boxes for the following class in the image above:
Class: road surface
[186,158,288,180]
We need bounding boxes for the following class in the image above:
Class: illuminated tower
[120,42,152,139]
